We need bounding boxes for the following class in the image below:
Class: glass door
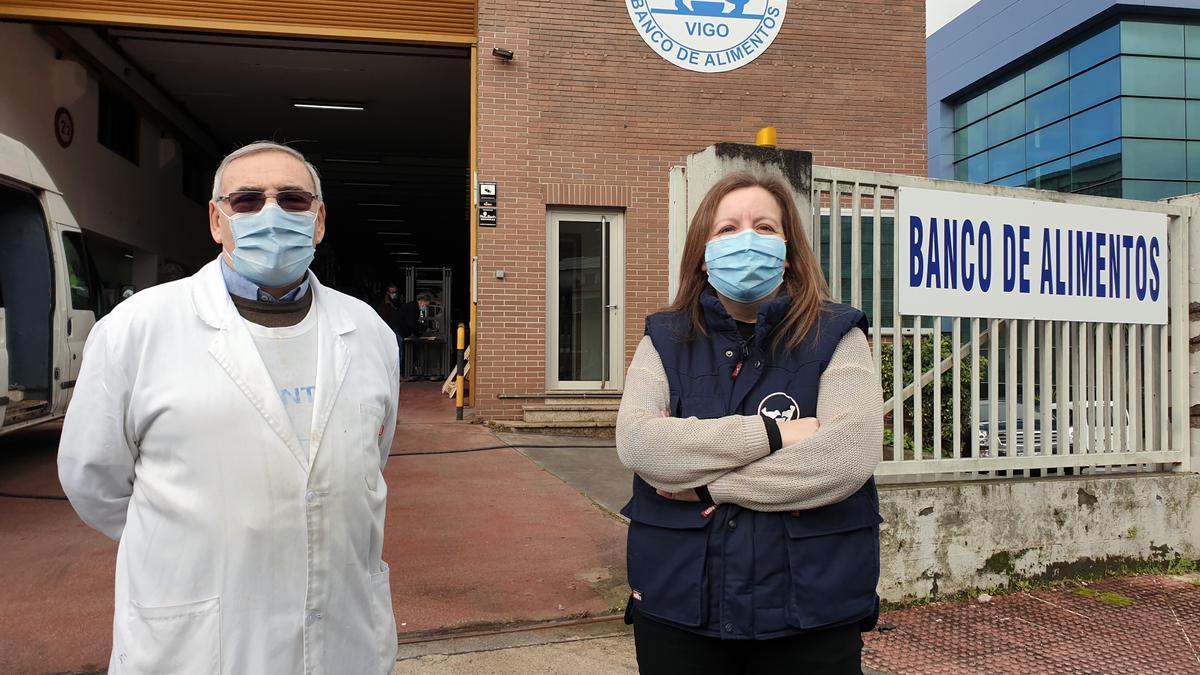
[547,210,624,390]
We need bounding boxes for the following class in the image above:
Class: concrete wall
[926,0,1200,179]
[879,473,1200,601]
[476,0,927,420]
[0,23,211,278]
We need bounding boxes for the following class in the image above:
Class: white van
[0,133,97,434]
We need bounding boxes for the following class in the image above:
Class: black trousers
[633,613,863,675]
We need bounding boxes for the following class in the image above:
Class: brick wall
[476,0,926,420]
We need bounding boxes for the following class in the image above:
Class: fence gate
[811,167,1192,481]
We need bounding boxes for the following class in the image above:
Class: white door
[0,304,8,426]
[56,228,96,408]
[547,210,624,390]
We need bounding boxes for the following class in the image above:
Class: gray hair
[211,141,322,200]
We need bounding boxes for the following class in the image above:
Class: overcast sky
[927,0,983,35]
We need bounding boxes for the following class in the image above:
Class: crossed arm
[615,330,883,512]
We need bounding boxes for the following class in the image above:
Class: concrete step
[522,403,620,424]
[486,419,615,439]
[543,390,622,406]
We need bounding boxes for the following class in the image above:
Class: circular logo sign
[758,392,800,422]
[54,107,74,148]
[626,0,787,73]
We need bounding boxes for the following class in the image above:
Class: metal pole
[456,323,466,421]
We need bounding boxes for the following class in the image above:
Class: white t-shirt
[245,302,319,460]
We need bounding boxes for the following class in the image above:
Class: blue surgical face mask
[225,203,317,289]
[704,230,787,303]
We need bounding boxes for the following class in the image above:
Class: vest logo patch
[758,392,800,422]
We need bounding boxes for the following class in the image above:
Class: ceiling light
[389,252,420,256]
[293,101,366,111]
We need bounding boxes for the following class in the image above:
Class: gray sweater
[616,329,883,512]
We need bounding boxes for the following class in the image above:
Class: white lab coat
[59,258,400,675]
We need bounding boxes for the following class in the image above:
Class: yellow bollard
[755,126,777,147]
[455,323,466,420]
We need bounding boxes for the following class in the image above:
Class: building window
[950,17,1200,201]
[98,85,139,165]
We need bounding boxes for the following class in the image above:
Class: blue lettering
[1075,231,1093,297]
[1040,229,1054,295]
[685,21,730,37]
[1135,235,1148,301]
[909,216,924,287]
[1108,233,1121,299]
[943,219,958,289]
[961,219,975,291]
[1002,224,1017,293]
[1018,225,1031,294]
[1095,233,1107,298]
[1123,235,1135,299]
[927,217,941,289]
[1149,237,1161,301]
[1055,229,1066,295]
[978,221,993,292]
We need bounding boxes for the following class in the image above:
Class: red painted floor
[0,383,626,673]
[386,383,627,634]
[864,575,1200,674]
[0,422,114,675]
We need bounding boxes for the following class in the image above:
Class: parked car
[977,400,1064,457]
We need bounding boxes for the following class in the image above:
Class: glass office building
[948,18,1200,201]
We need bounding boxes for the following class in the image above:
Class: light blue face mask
[704,230,787,303]
[225,203,317,289]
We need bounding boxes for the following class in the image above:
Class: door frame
[545,208,625,391]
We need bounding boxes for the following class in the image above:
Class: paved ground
[5,386,1200,674]
[0,421,114,675]
[497,432,629,517]
[862,574,1200,674]
[0,383,629,673]
[392,617,637,674]
[386,384,628,634]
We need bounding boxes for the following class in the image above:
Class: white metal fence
[812,166,1192,480]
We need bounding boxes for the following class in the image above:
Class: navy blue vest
[621,293,881,640]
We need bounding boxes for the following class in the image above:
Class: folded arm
[707,329,882,512]
[616,336,771,493]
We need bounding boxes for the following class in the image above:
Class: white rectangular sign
[898,187,1168,325]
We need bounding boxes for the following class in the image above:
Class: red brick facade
[475,0,926,420]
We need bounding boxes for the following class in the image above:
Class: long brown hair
[666,172,829,352]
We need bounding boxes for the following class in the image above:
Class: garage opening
[80,26,473,381]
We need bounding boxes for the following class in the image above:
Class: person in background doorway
[402,292,433,339]
[616,172,883,674]
[379,282,405,374]
[58,141,400,674]
[399,293,432,380]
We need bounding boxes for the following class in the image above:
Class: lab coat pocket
[370,563,397,669]
[361,402,385,491]
[127,596,221,675]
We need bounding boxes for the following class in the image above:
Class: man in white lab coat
[58,141,400,674]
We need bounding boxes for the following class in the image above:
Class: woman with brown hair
[616,172,883,674]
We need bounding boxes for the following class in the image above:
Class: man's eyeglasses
[216,190,319,214]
